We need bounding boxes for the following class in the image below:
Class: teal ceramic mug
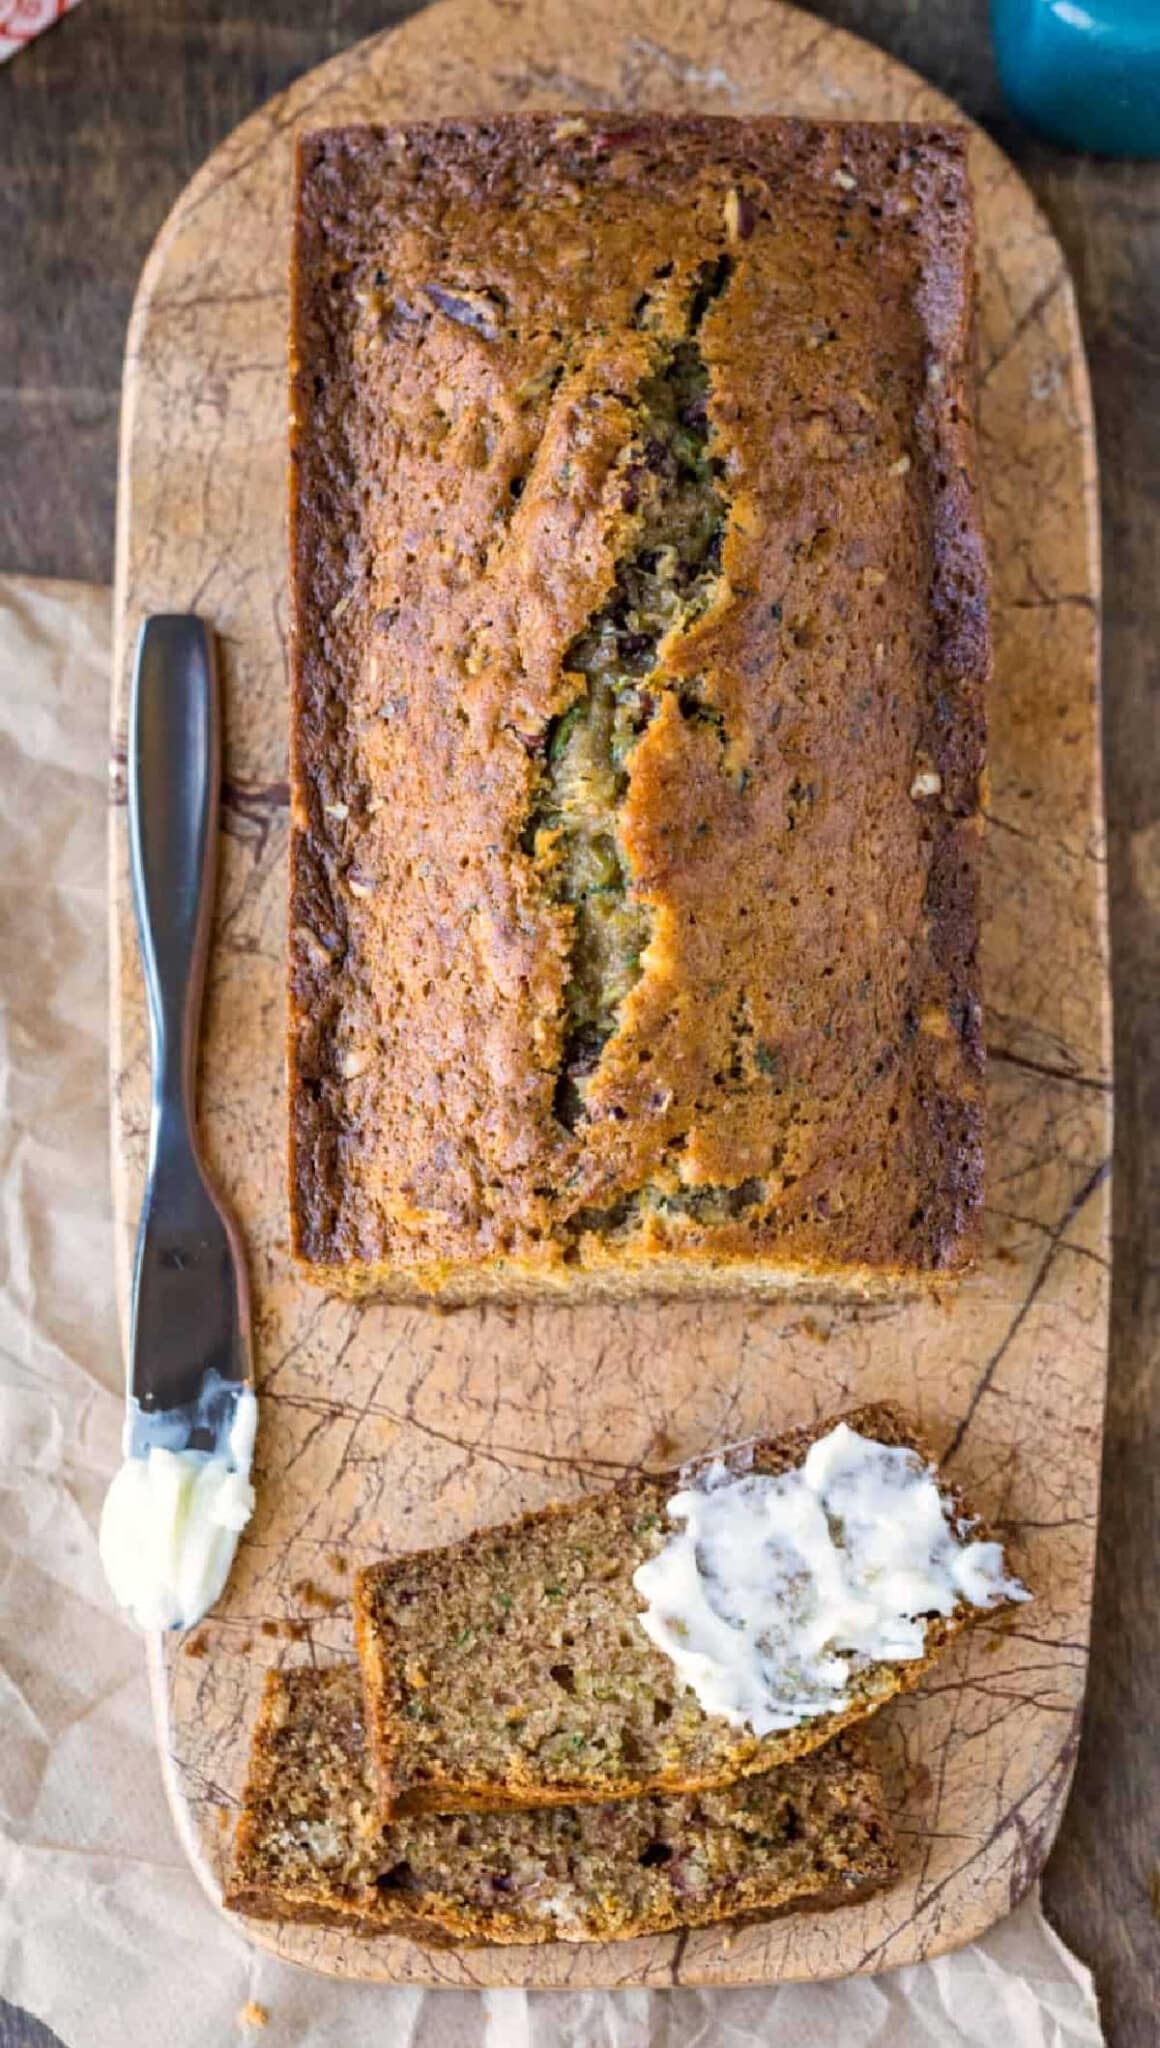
[991,0,1160,156]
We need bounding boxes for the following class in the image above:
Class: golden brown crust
[226,1666,897,1945]
[355,1403,1011,1819]
[289,117,988,1301]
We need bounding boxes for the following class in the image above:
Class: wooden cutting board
[110,0,1109,1989]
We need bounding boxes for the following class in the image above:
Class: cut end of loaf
[293,1247,961,1306]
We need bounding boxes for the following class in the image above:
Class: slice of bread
[355,1404,1023,1816]
[225,1665,897,1945]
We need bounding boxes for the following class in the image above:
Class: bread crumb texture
[289,117,988,1294]
[354,1405,999,1812]
[226,1666,896,1944]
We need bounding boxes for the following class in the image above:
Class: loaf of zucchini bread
[289,115,989,1302]
[226,1665,898,1943]
[354,1406,1028,1817]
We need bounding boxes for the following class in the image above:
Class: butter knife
[100,615,256,1632]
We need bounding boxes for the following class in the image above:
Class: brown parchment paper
[0,572,1104,2041]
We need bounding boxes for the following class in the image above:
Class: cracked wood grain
[109,0,1109,1994]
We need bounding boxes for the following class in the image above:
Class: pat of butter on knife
[100,1387,257,1633]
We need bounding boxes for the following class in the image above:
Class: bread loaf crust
[289,117,989,1302]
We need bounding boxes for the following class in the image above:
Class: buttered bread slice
[354,1405,1028,1817]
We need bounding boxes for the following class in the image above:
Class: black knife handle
[129,616,220,1150]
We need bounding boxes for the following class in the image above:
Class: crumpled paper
[0,572,1104,2046]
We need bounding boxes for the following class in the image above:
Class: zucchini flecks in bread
[355,1404,1018,1816]
[567,1176,768,1247]
[226,1666,897,1943]
[527,282,732,1131]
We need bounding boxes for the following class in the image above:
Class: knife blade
[100,615,257,1631]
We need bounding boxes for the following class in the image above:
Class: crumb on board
[984,1606,1021,1644]
[260,1620,280,1638]
[238,2001,268,2029]
[184,1631,209,1659]
[327,1551,348,1575]
[909,1761,935,1805]
[291,1576,345,1611]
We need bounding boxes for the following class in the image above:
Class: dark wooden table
[1,1,1157,2042]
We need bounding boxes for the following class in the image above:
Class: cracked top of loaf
[288,115,988,1303]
